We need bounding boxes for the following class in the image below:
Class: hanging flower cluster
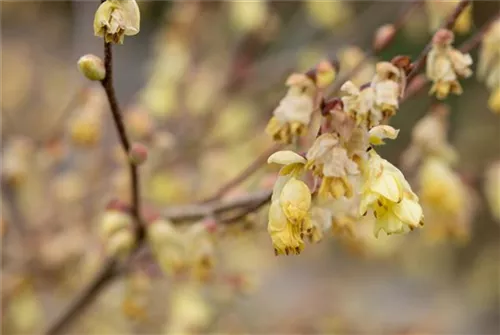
[402,104,475,243]
[477,19,500,113]
[426,29,473,99]
[265,59,424,255]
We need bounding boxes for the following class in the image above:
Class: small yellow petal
[267,150,306,166]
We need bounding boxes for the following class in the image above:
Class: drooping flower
[419,156,473,242]
[360,150,424,237]
[477,19,500,113]
[266,74,317,144]
[370,62,404,118]
[401,104,458,170]
[341,81,382,129]
[426,29,473,99]
[306,133,359,199]
[94,0,140,44]
[267,150,312,255]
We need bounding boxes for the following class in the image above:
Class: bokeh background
[1,1,499,334]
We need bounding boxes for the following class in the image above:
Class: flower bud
[315,60,337,89]
[77,54,105,81]
[373,24,396,52]
[129,142,148,165]
[106,229,135,258]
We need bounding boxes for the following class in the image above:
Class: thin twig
[406,0,471,83]
[327,0,423,98]
[101,42,142,233]
[201,144,281,203]
[44,258,118,335]
[460,12,500,54]
[163,189,272,222]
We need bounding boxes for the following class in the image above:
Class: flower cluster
[477,19,500,113]
[426,29,473,99]
[403,104,475,243]
[265,60,424,255]
[147,219,215,281]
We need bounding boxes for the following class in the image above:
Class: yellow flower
[360,151,424,237]
[305,0,352,29]
[267,200,305,255]
[426,29,473,99]
[279,177,312,223]
[267,150,311,255]
[306,134,359,199]
[228,0,268,33]
[147,219,186,276]
[368,125,399,146]
[419,156,473,242]
[266,74,317,144]
[308,204,333,243]
[485,161,500,222]
[489,87,500,114]
[371,62,403,118]
[341,81,382,129]
[401,104,458,170]
[94,0,140,44]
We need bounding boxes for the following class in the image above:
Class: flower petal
[268,150,306,166]
[370,173,402,202]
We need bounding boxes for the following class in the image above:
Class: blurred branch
[406,0,471,83]
[327,0,424,98]
[460,11,500,54]
[44,258,119,335]
[164,189,272,222]
[201,144,281,203]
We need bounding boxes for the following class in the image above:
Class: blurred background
[1,1,499,334]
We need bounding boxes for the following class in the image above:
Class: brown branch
[43,258,118,335]
[164,189,272,222]
[101,42,142,232]
[460,12,500,54]
[201,144,281,203]
[406,0,471,83]
[327,0,423,98]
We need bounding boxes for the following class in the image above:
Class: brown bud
[373,24,396,52]
[77,54,105,81]
[129,143,148,165]
[432,29,454,46]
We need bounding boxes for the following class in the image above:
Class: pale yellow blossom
[306,133,359,199]
[419,157,473,242]
[371,62,403,117]
[485,161,500,222]
[94,0,140,44]
[426,29,473,99]
[266,74,317,143]
[477,19,500,113]
[360,150,424,237]
[267,200,306,255]
[341,81,382,129]
[228,0,268,33]
[279,177,312,223]
[369,125,400,146]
